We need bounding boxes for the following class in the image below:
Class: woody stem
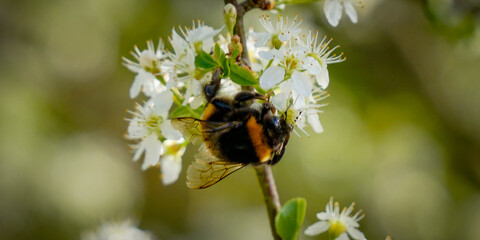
[255,164,282,240]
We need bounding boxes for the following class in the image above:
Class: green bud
[224,3,237,35]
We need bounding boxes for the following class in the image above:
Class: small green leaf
[231,48,240,59]
[275,198,307,240]
[170,105,202,119]
[195,50,218,70]
[229,63,258,86]
[214,44,229,78]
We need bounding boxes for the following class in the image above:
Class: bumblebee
[171,70,293,189]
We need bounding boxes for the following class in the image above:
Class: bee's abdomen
[217,124,258,164]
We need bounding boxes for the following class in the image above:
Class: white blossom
[160,138,187,185]
[81,219,154,240]
[259,45,318,97]
[123,40,166,98]
[251,15,302,49]
[181,20,223,52]
[126,98,182,171]
[305,197,366,240]
[301,31,345,89]
[324,0,362,27]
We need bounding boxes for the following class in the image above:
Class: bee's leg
[210,98,232,112]
[233,91,266,107]
[204,68,222,102]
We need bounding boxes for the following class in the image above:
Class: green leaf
[229,63,258,86]
[231,48,240,59]
[275,198,307,240]
[195,50,218,70]
[170,105,202,119]
[214,44,229,78]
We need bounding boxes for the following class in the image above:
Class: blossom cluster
[123,14,346,184]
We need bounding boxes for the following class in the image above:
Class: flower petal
[336,232,350,240]
[344,1,358,24]
[291,71,312,97]
[260,66,285,90]
[316,212,333,220]
[161,120,183,140]
[152,90,173,116]
[160,155,182,185]
[324,0,343,27]
[347,227,366,240]
[141,134,163,170]
[130,70,147,98]
[316,63,330,89]
[307,110,324,133]
[304,56,321,75]
[251,32,272,47]
[132,142,145,162]
[304,221,330,236]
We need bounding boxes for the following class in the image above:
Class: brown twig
[255,164,282,240]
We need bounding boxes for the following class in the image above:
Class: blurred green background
[1,0,480,239]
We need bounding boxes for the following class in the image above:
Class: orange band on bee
[201,103,217,121]
[246,117,272,163]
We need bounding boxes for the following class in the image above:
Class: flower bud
[224,3,237,35]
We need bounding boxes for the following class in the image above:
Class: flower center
[271,35,283,49]
[284,54,299,73]
[145,115,163,130]
[328,220,347,239]
[140,51,161,74]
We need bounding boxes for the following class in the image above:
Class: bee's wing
[187,143,246,189]
[171,117,242,145]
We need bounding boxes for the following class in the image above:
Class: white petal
[130,70,156,98]
[347,227,366,240]
[307,111,324,133]
[344,1,358,24]
[271,92,288,111]
[152,90,173,116]
[141,134,163,170]
[317,64,330,89]
[259,49,280,60]
[130,72,145,99]
[291,71,312,97]
[251,32,272,47]
[260,66,285,90]
[277,32,289,42]
[161,120,183,140]
[292,91,306,110]
[189,95,204,109]
[304,221,330,236]
[317,212,332,220]
[127,118,148,139]
[324,0,343,27]
[160,155,182,185]
[336,232,350,240]
[305,56,321,75]
[132,142,145,162]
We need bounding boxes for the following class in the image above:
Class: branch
[255,164,282,240]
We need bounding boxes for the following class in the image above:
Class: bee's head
[263,113,291,153]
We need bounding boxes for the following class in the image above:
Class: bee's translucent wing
[187,143,246,189]
[171,117,242,145]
